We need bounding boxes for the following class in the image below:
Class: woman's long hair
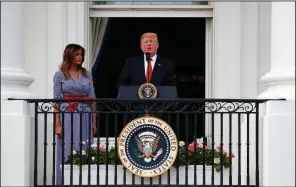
[60,44,88,79]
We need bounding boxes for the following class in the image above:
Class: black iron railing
[9,98,280,187]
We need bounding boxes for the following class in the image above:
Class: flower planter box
[63,165,230,185]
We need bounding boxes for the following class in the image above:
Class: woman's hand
[92,123,97,136]
[92,120,97,136]
[55,123,63,137]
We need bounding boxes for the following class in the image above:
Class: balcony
[10,98,272,187]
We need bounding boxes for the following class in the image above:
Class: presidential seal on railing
[118,116,178,177]
[138,83,157,99]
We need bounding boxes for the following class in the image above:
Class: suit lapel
[139,55,146,83]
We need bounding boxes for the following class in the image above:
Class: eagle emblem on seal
[135,131,163,163]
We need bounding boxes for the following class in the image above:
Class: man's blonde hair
[140,32,158,43]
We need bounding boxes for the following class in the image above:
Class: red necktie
[146,60,153,82]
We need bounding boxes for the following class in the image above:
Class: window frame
[87,1,215,140]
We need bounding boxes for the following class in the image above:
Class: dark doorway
[93,18,206,141]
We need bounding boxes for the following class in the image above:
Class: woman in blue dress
[53,44,96,185]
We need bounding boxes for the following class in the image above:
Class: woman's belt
[63,94,91,112]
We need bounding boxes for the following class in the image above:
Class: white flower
[73,150,77,155]
[82,141,86,145]
[179,141,185,146]
[110,142,115,148]
[91,143,97,148]
[91,156,95,161]
[82,150,86,155]
[214,158,220,164]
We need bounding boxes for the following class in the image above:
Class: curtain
[91,17,109,68]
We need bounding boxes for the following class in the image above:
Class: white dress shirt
[144,54,157,75]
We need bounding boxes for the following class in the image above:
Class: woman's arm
[53,72,63,133]
[88,71,97,130]
[53,103,60,127]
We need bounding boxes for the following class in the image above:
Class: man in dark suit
[118,32,176,86]
[118,32,178,136]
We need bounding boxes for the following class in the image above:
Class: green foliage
[65,146,121,165]
[174,142,234,172]
[65,142,234,172]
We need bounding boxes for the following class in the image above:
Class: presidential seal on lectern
[138,83,157,99]
[118,116,178,177]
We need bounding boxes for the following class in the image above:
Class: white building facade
[1,1,295,186]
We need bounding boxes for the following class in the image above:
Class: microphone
[145,52,151,62]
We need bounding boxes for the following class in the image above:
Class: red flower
[97,147,106,152]
[201,145,208,149]
[216,145,225,153]
[188,142,199,152]
[231,153,235,158]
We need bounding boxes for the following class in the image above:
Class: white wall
[211,2,271,185]
[257,3,271,94]
[213,2,271,99]
[23,2,89,99]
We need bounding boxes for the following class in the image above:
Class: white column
[258,2,295,100]
[261,100,295,186]
[259,2,295,187]
[1,2,35,99]
[1,2,35,186]
[1,101,34,186]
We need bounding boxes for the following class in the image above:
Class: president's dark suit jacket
[118,55,176,86]
[117,55,180,139]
